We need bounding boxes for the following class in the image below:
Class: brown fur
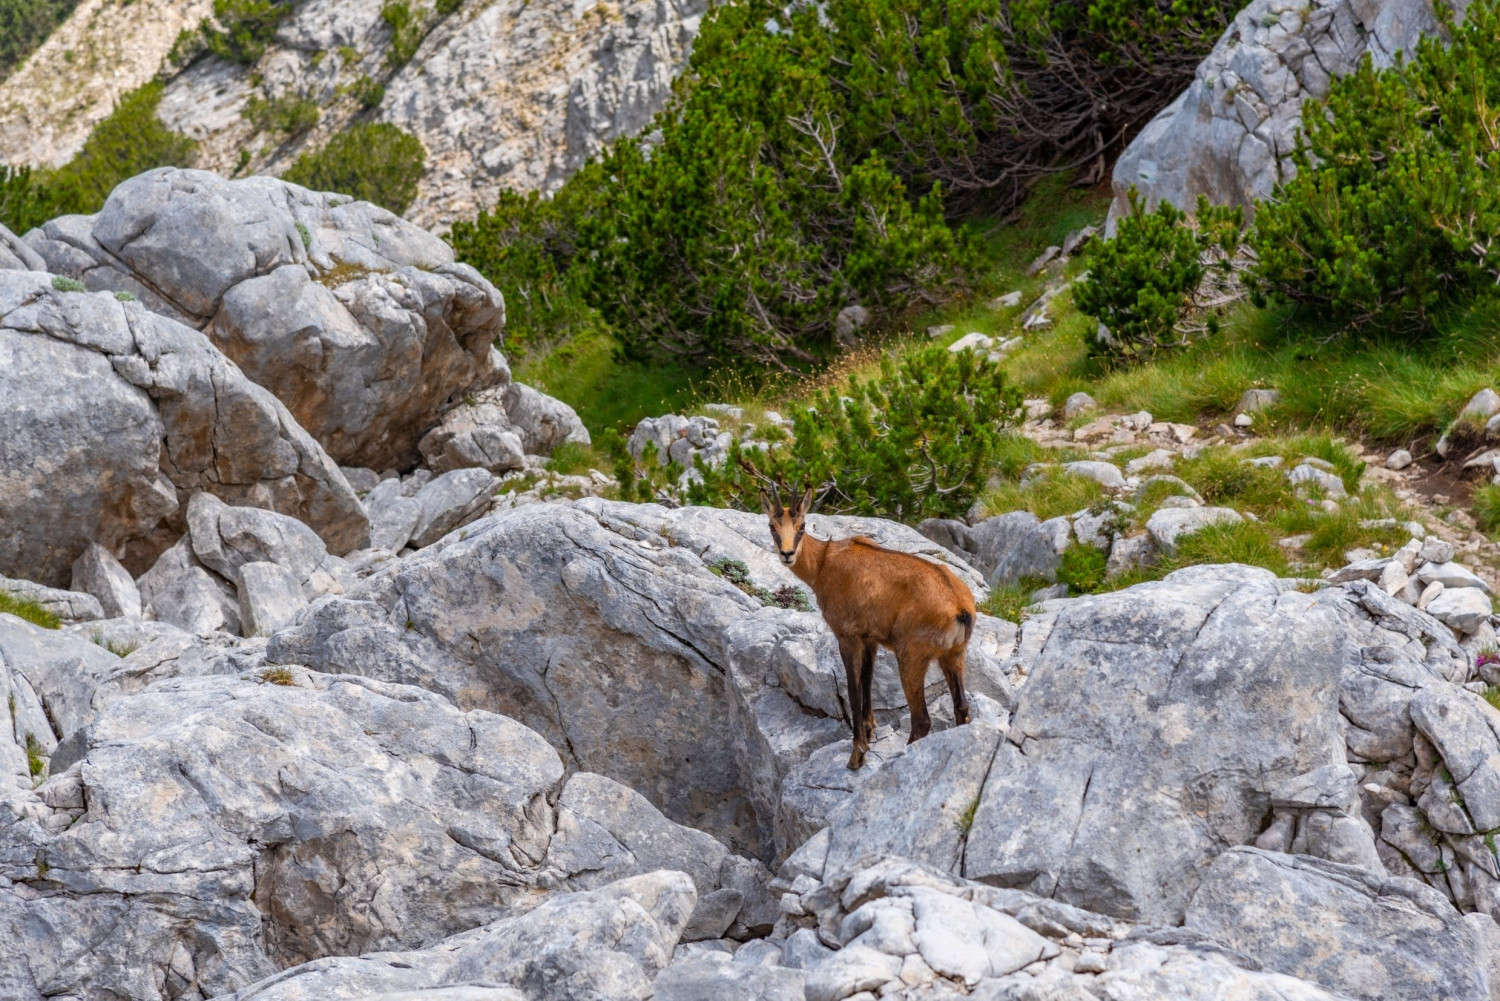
[761,487,976,769]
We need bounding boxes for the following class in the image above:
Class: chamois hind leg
[897,641,933,744]
[938,647,970,726]
[837,635,871,770]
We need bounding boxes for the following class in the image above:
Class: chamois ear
[758,487,780,518]
[799,483,817,516]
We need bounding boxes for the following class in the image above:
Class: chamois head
[760,483,817,565]
[741,457,816,565]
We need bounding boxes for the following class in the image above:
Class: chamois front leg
[837,634,871,769]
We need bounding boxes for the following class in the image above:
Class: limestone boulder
[226,871,696,1001]
[0,575,102,625]
[267,500,996,859]
[69,543,142,619]
[1185,847,1493,1001]
[25,168,508,470]
[0,222,44,272]
[0,269,367,587]
[0,671,568,1000]
[965,565,1348,924]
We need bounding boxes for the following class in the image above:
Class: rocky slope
[0,0,705,228]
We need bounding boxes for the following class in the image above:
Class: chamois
[756,480,976,770]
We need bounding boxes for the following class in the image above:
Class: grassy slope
[519,173,1500,595]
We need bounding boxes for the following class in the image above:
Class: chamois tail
[955,609,974,644]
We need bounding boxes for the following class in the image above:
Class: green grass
[1002,295,1500,445]
[23,732,44,778]
[978,470,1106,522]
[1476,484,1500,538]
[514,327,699,438]
[1056,542,1109,594]
[259,666,297,686]
[1483,686,1500,712]
[981,583,1036,624]
[0,593,60,629]
[89,632,139,657]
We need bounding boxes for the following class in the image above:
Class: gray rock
[0,614,125,792]
[1289,463,1349,499]
[420,382,589,473]
[136,537,242,636]
[965,567,1346,923]
[949,332,995,354]
[69,543,142,619]
[409,468,501,548]
[0,269,367,587]
[1110,0,1450,223]
[1134,474,1204,504]
[652,957,806,1001]
[1425,586,1493,635]
[968,512,1043,583]
[1061,393,1097,419]
[1236,389,1281,413]
[1420,538,1456,565]
[364,478,425,552]
[824,723,1004,877]
[0,575,103,624]
[544,770,773,942]
[0,671,571,1000]
[1417,560,1493,595]
[237,561,309,637]
[1061,460,1125,490]
[834,305,870,346]
[1185,847,1492,1001]
[988,515,1064,588]
[1386,449,1414,471]
[1145,506,1243,557]
[419,394,528,474]
[27,169,509,471]
[500,381,592,453]
[186,492,333,592]
[804,944,903,1001]
[229,871,696,1001]
[268,500,987,859]
[0,221,45,271]
[1463,388,1500,420]
[339,466,383,494]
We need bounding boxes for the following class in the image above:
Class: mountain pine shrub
[1250,0,1500,333]
[1075,188,1242,363]
[201,0,292,64]
[454,0,1238,370]
[0,0,82,82]
[618,346,1023,522]
[283,123,425,214]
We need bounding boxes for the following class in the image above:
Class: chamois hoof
[847,749,866,770]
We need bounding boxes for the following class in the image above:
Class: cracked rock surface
[0,268,367,586]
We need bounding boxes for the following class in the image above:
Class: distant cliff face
[0,0,706,229]
[0,0,212,171]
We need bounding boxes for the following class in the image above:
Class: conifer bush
[283,123,425,214]
[1250,0,1500,333]
[1075,189,1242,363]
[201,0,292,64]
[453,0,1238,370]
[619,346,1023,522]
[0,0,81,81]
